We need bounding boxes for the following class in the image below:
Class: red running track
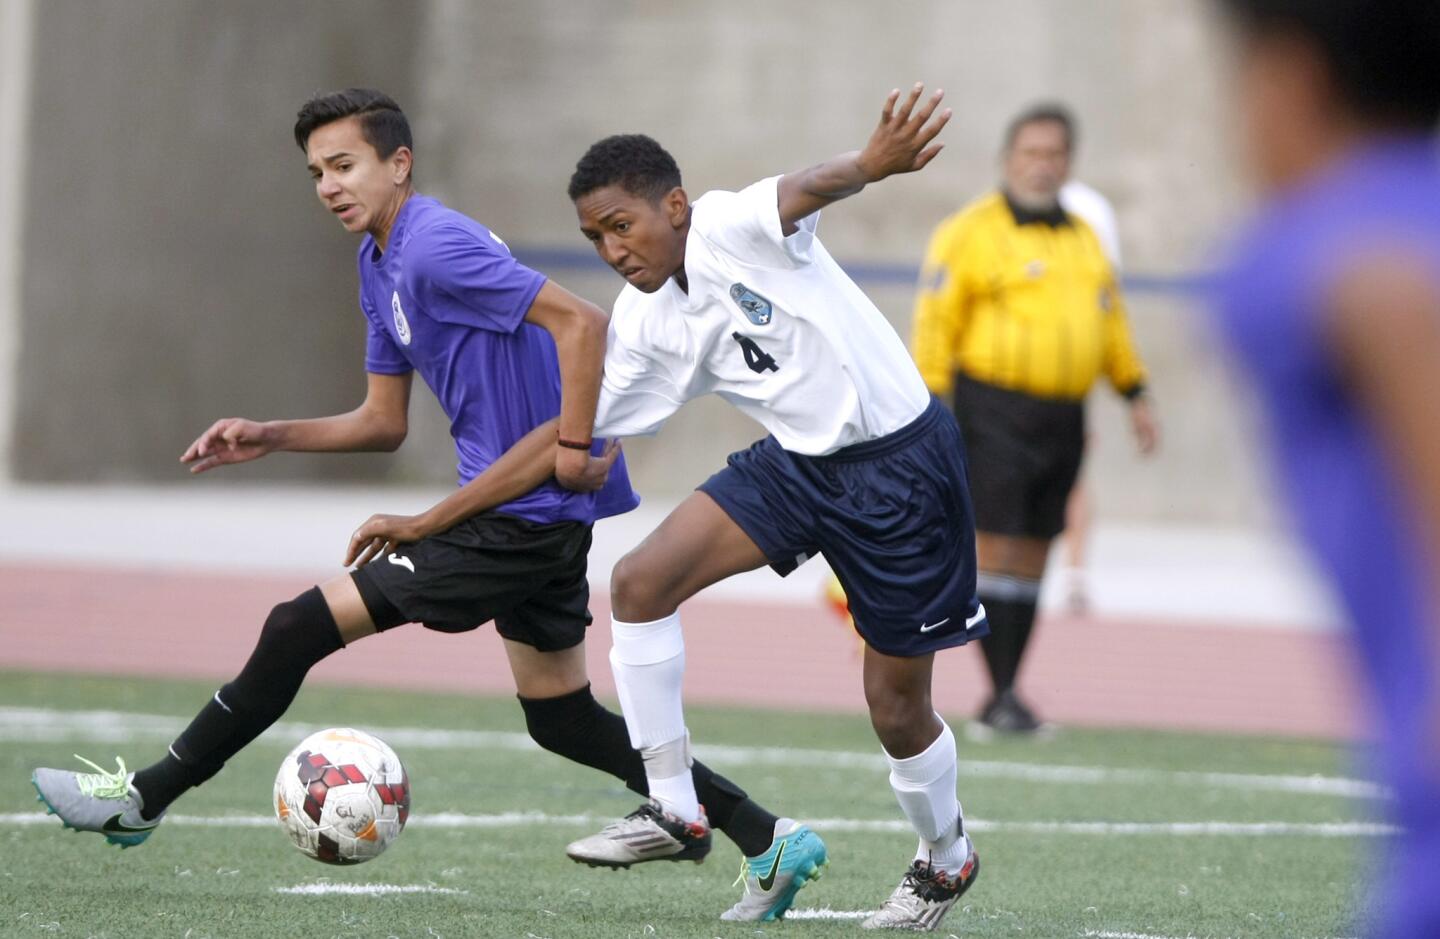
[0,562,1366,740]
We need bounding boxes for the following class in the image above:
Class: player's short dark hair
[568,134,683,203]
[293,88,413,156]
[1003,103,1077,154]
[1219,0,1440,129]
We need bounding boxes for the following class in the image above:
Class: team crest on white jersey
[728,283,773,326]
[391,291,412,345]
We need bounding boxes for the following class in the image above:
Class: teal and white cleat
[720,818,829,922]
[31,756,163,848]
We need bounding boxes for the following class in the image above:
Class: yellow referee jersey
[911,191,1148,402]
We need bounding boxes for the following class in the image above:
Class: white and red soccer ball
[273,727,410,864]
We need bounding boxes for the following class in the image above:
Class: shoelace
[71,755,131,800]
[901,862,957,902]
[599,803,657,835]
[731,856,752,892]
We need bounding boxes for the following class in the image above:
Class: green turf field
[0,671,1381,938]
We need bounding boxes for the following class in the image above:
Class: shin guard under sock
[132,587,343,818]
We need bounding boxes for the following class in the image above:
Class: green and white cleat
[720,818,829,921]
[31,756,163,848]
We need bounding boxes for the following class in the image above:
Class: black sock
[977,594,1018,697]
[519,685,777,857]
[1008,595,1039,690]
[132,587,343,819]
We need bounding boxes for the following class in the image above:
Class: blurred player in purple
[1212,1,1440,934]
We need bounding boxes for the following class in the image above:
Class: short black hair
[1003,103,1077,153]
[1219,0,1440,129]
[293,88,413,156]
[568,134,682,202]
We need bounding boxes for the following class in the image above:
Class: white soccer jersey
[1060,179,1122,270]
[592,175,930,455]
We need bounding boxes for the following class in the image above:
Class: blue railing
[511,245,1212,296]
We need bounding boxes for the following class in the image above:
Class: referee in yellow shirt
[911,103,1159,735]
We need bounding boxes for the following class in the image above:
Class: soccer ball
[273,727,410,864]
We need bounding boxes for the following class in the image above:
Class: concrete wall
[0,0,34,480]
[6,1,1275,525]
[13,0,426,484]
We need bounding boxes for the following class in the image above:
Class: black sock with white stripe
[132,587,343,819]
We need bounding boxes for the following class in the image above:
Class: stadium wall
[0,0,34,482]
[6,1,1273,526]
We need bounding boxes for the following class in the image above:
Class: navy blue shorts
[698,397,987,657]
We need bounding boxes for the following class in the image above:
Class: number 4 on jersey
[731,332,779,373]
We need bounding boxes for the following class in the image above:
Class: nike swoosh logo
[757,841,786,892]
[919,617,951,634]
[102,813,157,834]
[966,604,987,629]
[388,553,415,573]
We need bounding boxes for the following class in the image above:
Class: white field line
[0,811,1397,838]
[274,884,467,896]
[783,908,872,920]
[0,706,1387,801]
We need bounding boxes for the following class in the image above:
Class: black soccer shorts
[952,373,1085,540]
[351,511,593,652]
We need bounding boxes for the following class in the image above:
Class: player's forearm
[798,151,874,201]
[778,152,871,228]
[548,304,608,445]
[267,407,407,453]
[420,420,560,533]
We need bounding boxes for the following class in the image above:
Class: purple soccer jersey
[357,195,637,524]
[1214,139,1440,938]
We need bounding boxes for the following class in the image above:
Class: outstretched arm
[776,83,950,234]
[181,371,413,473]
[345,417,621,567]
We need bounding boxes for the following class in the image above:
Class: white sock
[609,613,700,821]
[884,718,968,873]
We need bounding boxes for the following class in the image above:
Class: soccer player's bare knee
[867,687,938,758]
[610,551,682,621]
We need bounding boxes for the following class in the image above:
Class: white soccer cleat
[861,836,980,931]
[565,800,711,869]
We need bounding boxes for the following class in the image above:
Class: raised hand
[856,83,952,183]
[181,418,276,473]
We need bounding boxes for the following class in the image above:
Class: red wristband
[557,437,593,451]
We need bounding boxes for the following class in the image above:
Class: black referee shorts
[953,373,1084,540]
[350,512,593,652]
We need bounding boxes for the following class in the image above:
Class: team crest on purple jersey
[391,291,412,345]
